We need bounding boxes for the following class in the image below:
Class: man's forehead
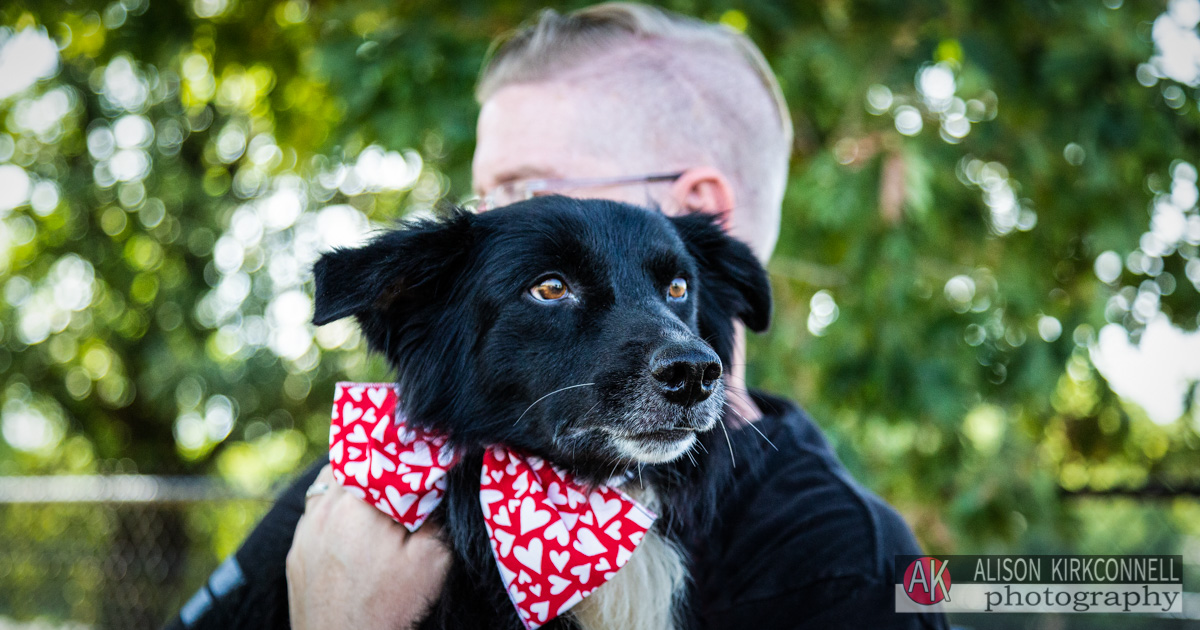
[474,85,576,188]
[471,82,635,194]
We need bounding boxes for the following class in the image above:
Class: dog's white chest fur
[570,487,686,630]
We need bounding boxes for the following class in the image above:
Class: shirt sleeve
[163,455,328,630]
[702,574,944,629]
[694,399,948,630]
[696,470,947,630]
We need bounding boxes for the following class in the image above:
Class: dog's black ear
[670,212,772,333]
[312,209,474,326]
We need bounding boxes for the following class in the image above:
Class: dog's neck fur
[571,486,686,630]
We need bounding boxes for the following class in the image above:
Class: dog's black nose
[650,343,722,407]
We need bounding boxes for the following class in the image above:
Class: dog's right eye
[531,277,570,302]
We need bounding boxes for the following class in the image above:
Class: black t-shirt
[167,392,947,630]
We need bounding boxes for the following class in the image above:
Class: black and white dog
[312,196,770,629]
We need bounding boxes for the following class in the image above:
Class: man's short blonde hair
[476,2,793,262]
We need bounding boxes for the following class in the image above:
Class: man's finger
[306,464,336,506]
[314,463,336,486]
[299,465,338,532]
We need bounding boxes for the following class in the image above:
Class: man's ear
[666,167,736,224]
[670,211,772,333]
[312,209,474,327]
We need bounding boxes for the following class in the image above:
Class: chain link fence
[0,476,269,630]
[2,477,1198,629]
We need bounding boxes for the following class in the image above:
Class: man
[171,4,946,629]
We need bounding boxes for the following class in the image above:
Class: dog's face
[313,197,769,480]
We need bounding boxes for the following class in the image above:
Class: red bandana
[329,382,658,629]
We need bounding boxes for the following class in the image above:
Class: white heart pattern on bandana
[329,382,658,630]
[479,445,656,629]
[330,383,455,532]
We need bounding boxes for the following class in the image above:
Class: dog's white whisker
[683,446,697,467]
[748,424,778,451]
[514,382,595,425]
[717,417,736,468]
[694,438,709,454]
[727,402,778,451]
[684,439,703,468]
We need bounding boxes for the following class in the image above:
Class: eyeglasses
[473,171,685,212]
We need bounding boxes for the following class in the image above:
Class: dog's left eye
[668,277,687,300]
[531,277,571,302]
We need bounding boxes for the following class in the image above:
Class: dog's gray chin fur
[551,387,725,467]
[606,394,723,464]
[613,432,699,464]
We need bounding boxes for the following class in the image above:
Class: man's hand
[286,465,451,630]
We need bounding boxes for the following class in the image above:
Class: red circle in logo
[903,557,952,605]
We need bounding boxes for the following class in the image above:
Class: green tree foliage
[1,0,1198,624]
